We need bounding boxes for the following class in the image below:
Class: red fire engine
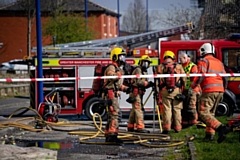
[30,23,194,121]
[156,33,240,116]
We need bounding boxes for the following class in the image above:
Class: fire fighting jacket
[131,67,148,87]
[157,61,186,90]
[191,55,227,93]
[103,62,127,91]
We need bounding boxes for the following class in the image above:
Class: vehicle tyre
[85,97,108,121]
[216,98,233,117]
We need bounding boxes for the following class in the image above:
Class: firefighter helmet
[110,47,126,62]
[163,50,175,60]
[199,43,215,57]
[139,55,152,64]
[139,55,152,70]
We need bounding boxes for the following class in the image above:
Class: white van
[0,59,35,74]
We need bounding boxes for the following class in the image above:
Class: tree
[154,4,202,40]
[202,0,240,39]
[43,10,96,44]
[121,0,155,33]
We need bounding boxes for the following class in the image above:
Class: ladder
[31,46,110,57]
[32,23,194,58]
[51,22,194,48]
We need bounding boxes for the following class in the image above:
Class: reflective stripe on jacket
[192,55,225,93]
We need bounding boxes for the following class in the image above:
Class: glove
[126,87,133,94]
[146,81,154,88]
[174,94,186,101]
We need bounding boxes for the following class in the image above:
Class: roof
[0,0,119,17]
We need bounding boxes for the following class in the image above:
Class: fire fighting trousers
[161,88,183,132]
[182,91,199,125]
[104,92,120,136]
[198,92,223,135]
[127,93,145,129]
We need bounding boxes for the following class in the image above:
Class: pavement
[0,97,189,160]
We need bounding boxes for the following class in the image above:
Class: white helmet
[199,43,215,57]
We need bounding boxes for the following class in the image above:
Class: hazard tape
[0,73,238,82]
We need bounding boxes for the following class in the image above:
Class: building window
[222,48,240,68]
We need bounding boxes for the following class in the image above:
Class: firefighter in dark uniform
[126,55,153,133]
[103,47,129,143]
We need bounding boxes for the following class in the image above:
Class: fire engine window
[222,49,240,67]
[177,50,197,63]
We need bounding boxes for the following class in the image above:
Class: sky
[91,0,192,29]
[91,0,192,12]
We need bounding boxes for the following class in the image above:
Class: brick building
[0,0,119,63]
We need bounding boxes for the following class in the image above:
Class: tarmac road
[0,97,188,160]
[0,96,32,117]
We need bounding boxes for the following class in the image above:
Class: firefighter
[157,50,186,134]
[126,55,154,133]
[104,47,129,143]
[179,52,200,126]
[189,43,229,143]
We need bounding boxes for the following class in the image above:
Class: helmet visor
[118,54,126,63]
[141,61,150,69]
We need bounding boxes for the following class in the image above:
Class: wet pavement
[0,97,189,160]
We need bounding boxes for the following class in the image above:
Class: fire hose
[0,107,186,148]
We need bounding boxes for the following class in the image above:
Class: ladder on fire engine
[31,46,110,58]
[32,22,194,58]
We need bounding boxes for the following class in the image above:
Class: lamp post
[146,0,148,32]
[35,0,43,108]
[52,35,56,47]
[117,0,120,36]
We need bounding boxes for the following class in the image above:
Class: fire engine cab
[158,33,240,116]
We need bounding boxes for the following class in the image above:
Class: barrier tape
[0,73,238,82]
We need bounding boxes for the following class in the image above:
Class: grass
[168,116,240,160]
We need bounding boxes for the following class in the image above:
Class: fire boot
[162,130,170,134]
[105,134,123,143]
[216,125,230,143]
[136,128,150,133]
[204,134,214,141]
[127,128,134,132]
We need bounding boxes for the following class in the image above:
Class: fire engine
[157,33,240,117]
[30,23,194,120]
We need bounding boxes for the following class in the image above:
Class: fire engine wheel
[216,98,233,117]
[85,97,107,121]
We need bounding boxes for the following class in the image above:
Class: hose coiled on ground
[0,107,185,148]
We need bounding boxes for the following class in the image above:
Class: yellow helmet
[163,50,175,60]
[139,55,152,64]
[139,55,152,70]
[110,47,126,61]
